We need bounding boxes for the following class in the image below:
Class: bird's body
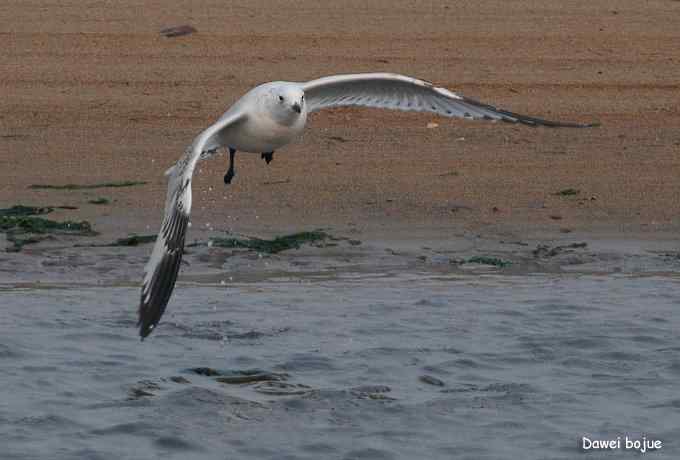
[219,82,308,153]
[137,72,598,339]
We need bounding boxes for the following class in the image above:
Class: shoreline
[2,222,678,290]
[1,0,679,284]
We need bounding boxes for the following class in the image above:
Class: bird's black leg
[261,151,274,165]
[224,148,236,184]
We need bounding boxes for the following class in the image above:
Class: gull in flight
[137,72,597,338]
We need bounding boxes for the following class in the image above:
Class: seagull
[137,72,598,338]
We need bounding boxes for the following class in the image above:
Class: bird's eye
[301,95,304,100]
[278,95,284,102]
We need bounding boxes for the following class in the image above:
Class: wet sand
[1,1,680,459]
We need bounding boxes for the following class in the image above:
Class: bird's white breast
[227,107,307,153]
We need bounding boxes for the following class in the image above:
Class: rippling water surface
[1,273,678,459]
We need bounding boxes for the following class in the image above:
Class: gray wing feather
[138,111,247,339]
[138,169,191,338]
[302,73,598,127]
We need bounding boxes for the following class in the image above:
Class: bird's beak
[292,103,302,114]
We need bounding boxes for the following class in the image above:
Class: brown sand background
[1,0,679,242]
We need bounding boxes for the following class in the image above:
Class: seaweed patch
[88,197,111,205]
[207,231,331,254]
[0,205,55,217]
[0,206,96,251]
[464,256,512,268]
[0,216,96,235]
[29,181,147,190]
[552,188,580,196]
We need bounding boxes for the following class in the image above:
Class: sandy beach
[1,0,679,242]
[1,1,679,459]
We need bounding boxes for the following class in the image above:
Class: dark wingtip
[137,298,156,339]
[138,318,154,339]
[460,95,599,129]
[136,206,189,340]
[540,119,601,128]
[502,112,601,128]
[505,115,600,128]
[136,246,185,339]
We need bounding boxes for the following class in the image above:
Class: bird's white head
[264,84,306,126]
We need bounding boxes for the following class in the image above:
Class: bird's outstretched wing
[302,73,597,127]
[138,111,247,339]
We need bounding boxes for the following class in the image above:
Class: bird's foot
[224,169,235,184]
[261,152,274,164]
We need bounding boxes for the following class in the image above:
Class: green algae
[29,181,147,190]
[209,231,330,254]
[0,216,96,235]
[553,188,580,196]
[88,197,111,205]
[0,205,54,217]
[0,206,96,252]
[465,256,512,268]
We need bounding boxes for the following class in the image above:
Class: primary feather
[138,112,247,338]
[303,73,597,127]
